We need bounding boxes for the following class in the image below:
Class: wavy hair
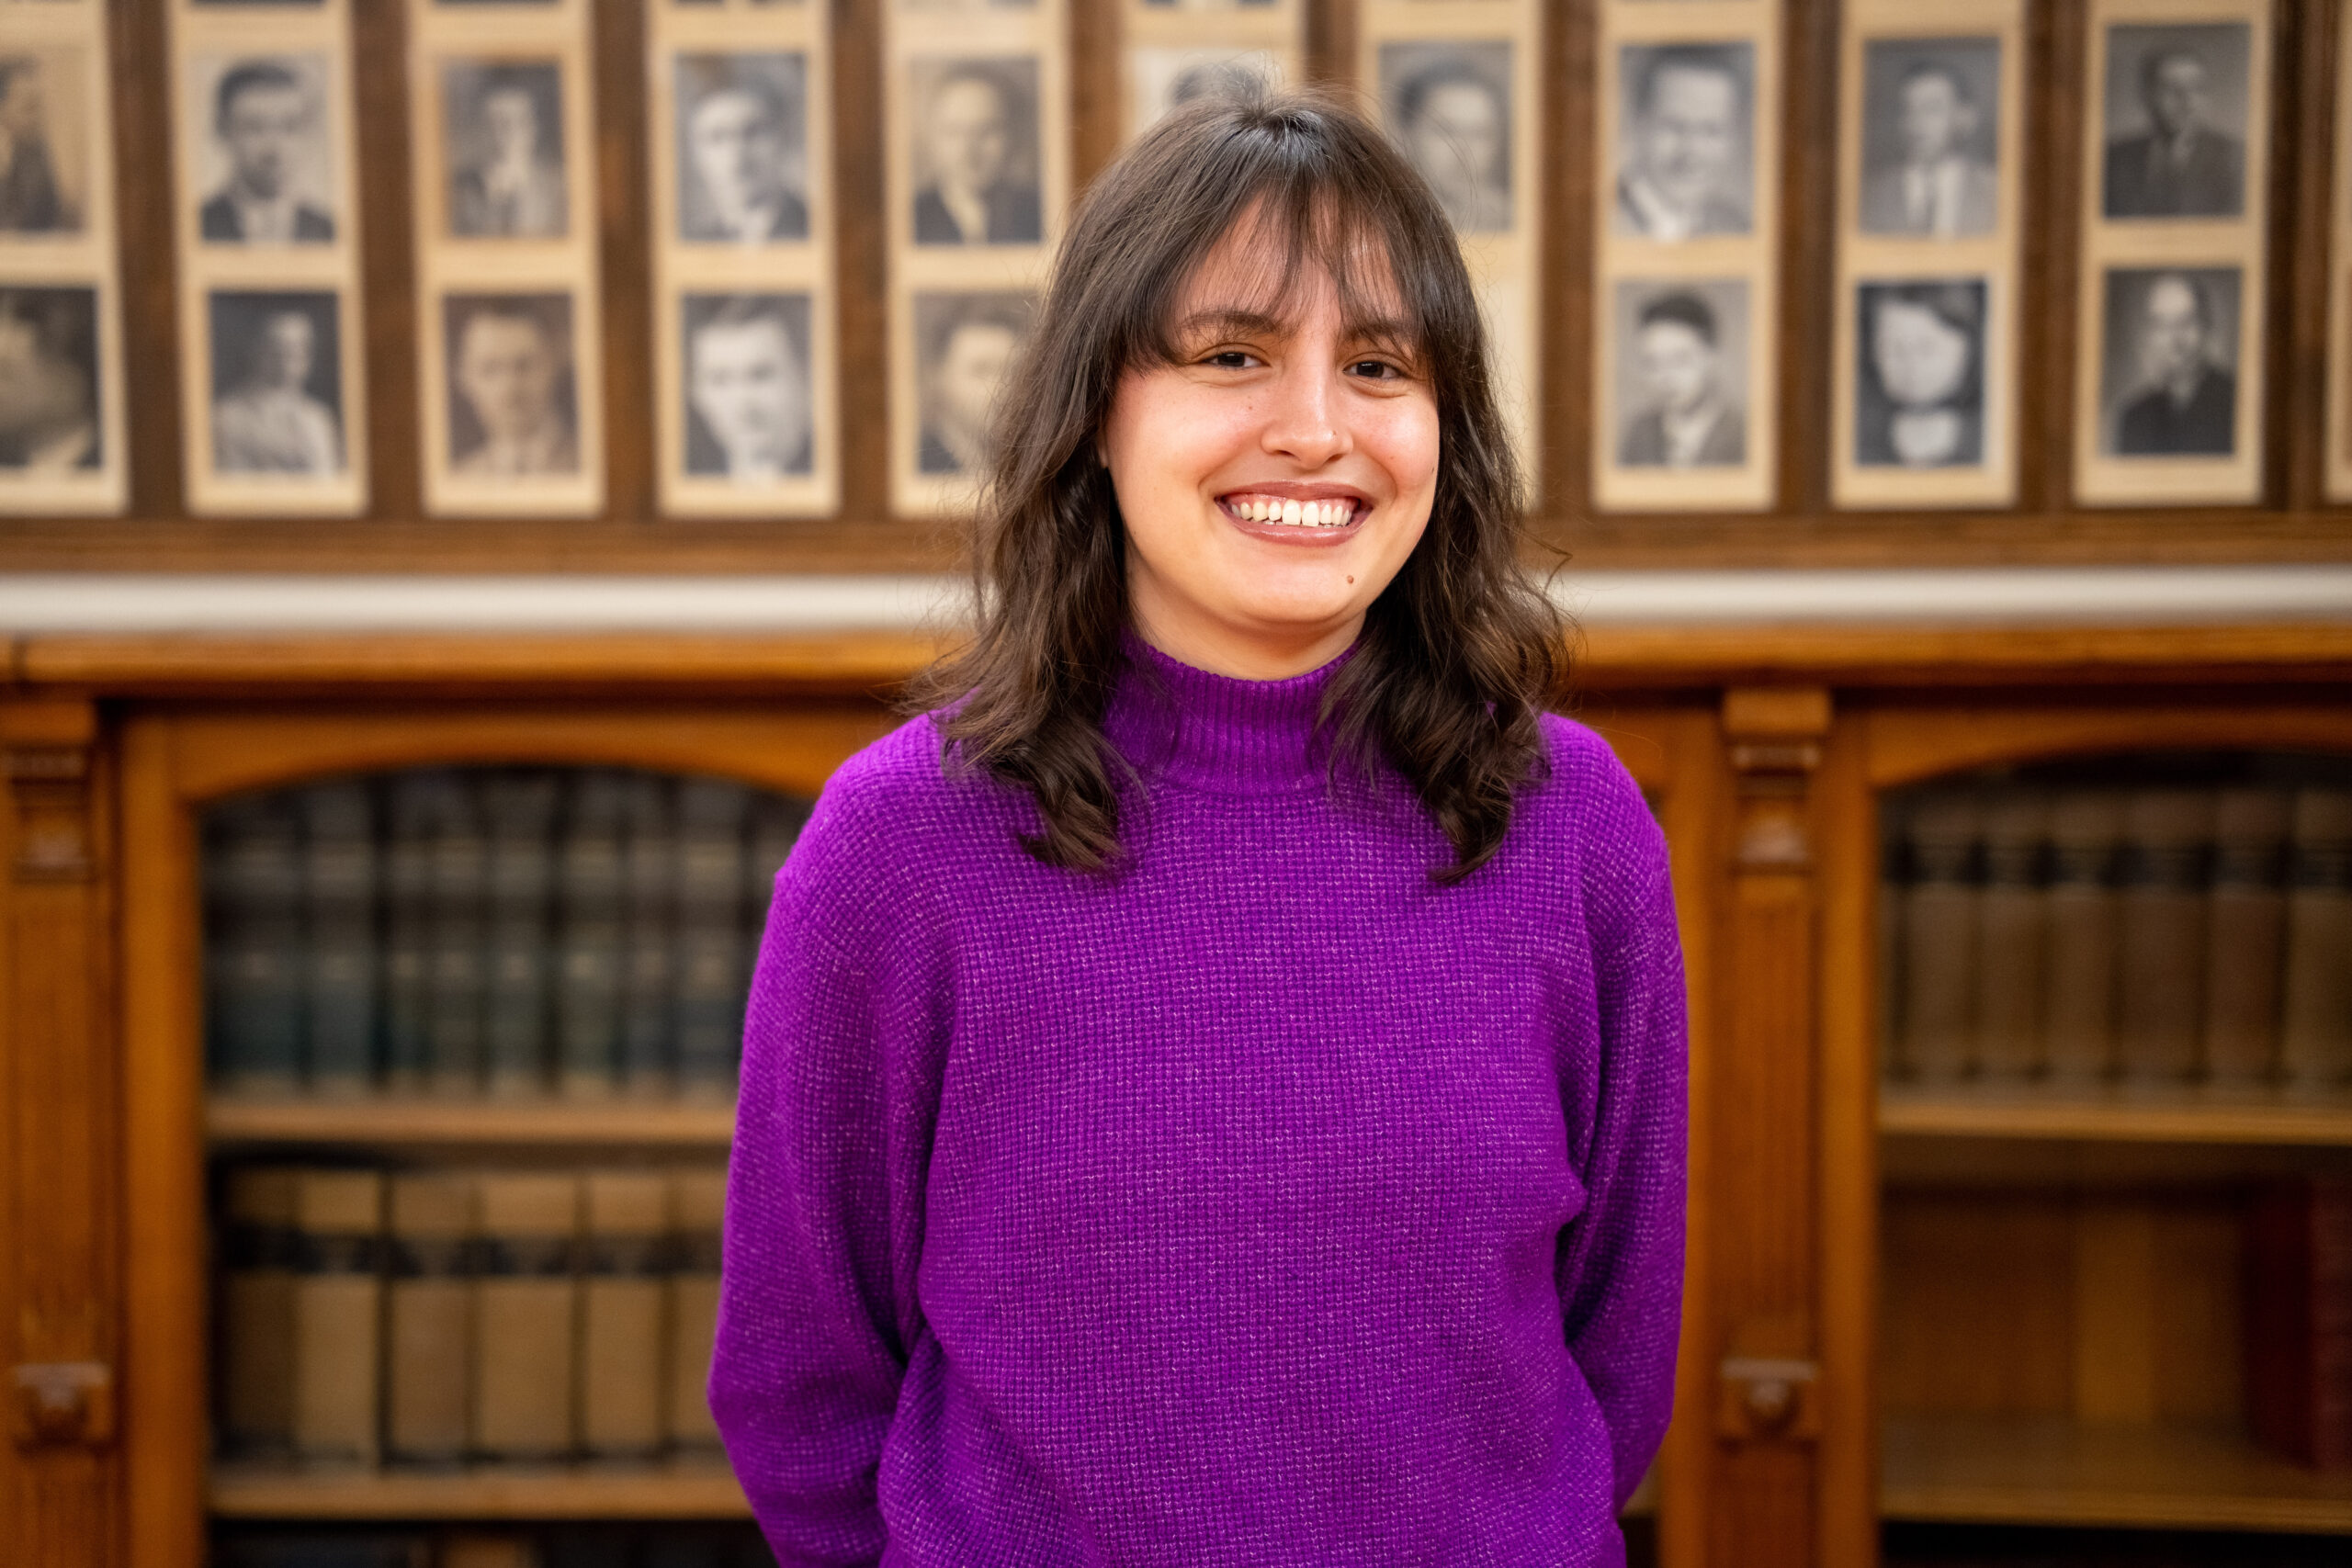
[908,84,1566,884]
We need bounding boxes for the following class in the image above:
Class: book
[218,1167,299,1462]
[386,1172,474,1467]
[471,1172,580,1462]
[581,1172,670,1462]
[2040,790,2123,1086]
[291,1168,384,1468]
[743,793,809,958]
[666,1168,728,1457]
[2280,788,2352,1097]
[556,772,629,1099]
[1973,789,2047,1083]
[1895,788,1980,1084]
[620,774,676,1095]
[424,772,489,1096]
[673,781,750,1101]
[300,781,379,1098]
[381,774,436,1094]
[2201,787,2291,1089]
[2115,789,2212,1084]
[484,772,560,1099]
[207,794,307,1094]
[2246,1179,2352,1471]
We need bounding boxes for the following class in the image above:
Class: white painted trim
[0,568,2345,634]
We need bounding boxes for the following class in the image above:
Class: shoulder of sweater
[1529,713,1673,940]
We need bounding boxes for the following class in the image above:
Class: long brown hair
[908,84,1566,884]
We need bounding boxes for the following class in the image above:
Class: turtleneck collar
[1104,632,1356,795]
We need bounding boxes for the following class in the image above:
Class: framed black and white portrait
[905,55,1042,246]
[2097,265,2241,458]
[681,291,813,481]
[673,51,808,244]
[910,288,1033,478]
[1610,277,1750,470]
[0,285,101,475]
[1612,39,1755,241]
[1859,37,2000,239]
[1125,47,1280,141]
[1854,277,1987,469]
[0,48,91,237]
[440,56,569,239]
[441,290,580,476]
[206,288,345,477]
[2100,22,2250,221]
[1380,40,1512,236]
[187,51,337,244]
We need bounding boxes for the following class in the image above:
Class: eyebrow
[1171,308,1423,357]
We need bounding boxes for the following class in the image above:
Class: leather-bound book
[581,1172,670,1462]
[470,1172,580,1463]
[1973,789,2048,1083]
[424,771,489,1096]
[2201,788,2291,1089]
[620,774,676,1094]
[206,794,307,1094]
[219,1167,300,1462]
[385,1172,473,1467]
[2247,1179,2352,1470]
[2280,788,2352,1097]
[2041,791,2124,1086]
[673,781,750,1101]
[290,1168,384,1468]
[381,774,436,1094]
[2115,789,2213,1085]
[556,773,628,1099]
[666,1167,729,1457]
[300,781,379,1098]
[1897,788,1980,1084]
[484,772,560,1098]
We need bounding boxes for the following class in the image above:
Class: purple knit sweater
[711,637,1687,1567]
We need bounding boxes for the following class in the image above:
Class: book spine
[2114,789,2213,1085]
[218,1167,300,1463]
[300,781,379,1098]
[665,1168,728,1457]
[580,1172,670,1462]
[620,775,676,1095]
[2041,791,2122,1086]
[2280,789,2352,1097]
[1896,789,1980,1084]
[673,782,750,1101]
[386,1172,474,1467]
[470,1172,580,1462]
[381,775,435,1095]
[426,773,489,1096]
[556,773,628,1100]
[207,795,307,1094]
[485,773,560,1099]
[2246,1179,2352,1471]
[2201,787,2291,1089]
[743,794,810,953]
[290,1169,384,1468]
[1973,789,2048,1083]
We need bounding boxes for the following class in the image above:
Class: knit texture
[712,637,1688,1567]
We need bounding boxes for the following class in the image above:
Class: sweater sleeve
[1554,747,1690,1512]
[709,772,951,1567]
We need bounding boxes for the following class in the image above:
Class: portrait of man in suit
[1385,44,1512,236]
[0,56,74,233]
[1619,288,1746,469]
[446,294,578,477]
[684,293,813,482]
[1860,49,1999,238]
[2107,268,2236,457]
[1614,42,1751,241]
[446,62,567,240]
[2102,29,2245,220]
[209,292,344,477]
[0,287,98,473]
[910,60,1042,246]
[676,54,809,244]
[915,292,1030,475]
[200,59,334,244]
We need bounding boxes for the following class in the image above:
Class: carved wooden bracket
[10,1360,115,1450]
[1721,687,1831,873]
[3,702,98,884]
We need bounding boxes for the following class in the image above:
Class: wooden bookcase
[5,622,2352,1568]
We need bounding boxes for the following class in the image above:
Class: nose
[1258,359,1348,468]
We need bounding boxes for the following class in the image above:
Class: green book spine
[673,780,750,1101]
[483,771,560,1098]
[381,774,435,1094]
[207,795,307,1094]
[424,772,488,1096]
[557,772,628,1099]
[620,774,676,1094]
[300,781,379,1098]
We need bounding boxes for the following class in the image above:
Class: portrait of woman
[1855,278,1986,468]
[710,86,1686,1564]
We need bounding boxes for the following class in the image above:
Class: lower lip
[1218,502,1366,547]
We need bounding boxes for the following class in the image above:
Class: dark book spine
[2114,789,2213,1085]
[424,772,488,1096]
[300,781,379,1098]
[620,775,676,1094]
[2201,788,2290,1088]
[673,781,750,1100]
[556,772,628,1100]
[2247,1179,2352,1471]
[483,772,560,1098]
[2280,789,2352,1095]
[1897,789,1980,1084]
[743,793,811,954]
[381,775,435,1094]
[206,795,307,1094]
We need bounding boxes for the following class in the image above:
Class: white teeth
[1282,499,1302,525]
[1227,494,1359,526]
[1308,502,1328,526]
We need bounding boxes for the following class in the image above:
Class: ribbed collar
[1104,632,1355,795]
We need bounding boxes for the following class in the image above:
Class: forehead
[463,315,550,352]
[1170,205,1408,334]
[1651,65,1736,111]
[694,89,772,123]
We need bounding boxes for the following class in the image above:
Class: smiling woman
[710,85,1688,1568]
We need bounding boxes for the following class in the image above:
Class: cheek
[1363,395,1442,505]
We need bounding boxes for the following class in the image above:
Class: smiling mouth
[1217,492,1363,529]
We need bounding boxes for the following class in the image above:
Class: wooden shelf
[207,1096,738,1149]
[1879,1088,2352,1146]
[1882,1414,2352,1534]
[210,1461,749,1519]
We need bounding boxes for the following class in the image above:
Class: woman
[1856,279,1984,469]
[711,87,1686,1566]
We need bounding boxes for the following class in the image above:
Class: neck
[1127,593,1363,682]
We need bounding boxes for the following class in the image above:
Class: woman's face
[1100,217,1442,678]
[1871,299,1970,410]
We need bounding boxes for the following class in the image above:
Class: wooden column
[1,696,120,1568]
[1702,685,1831,1568]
